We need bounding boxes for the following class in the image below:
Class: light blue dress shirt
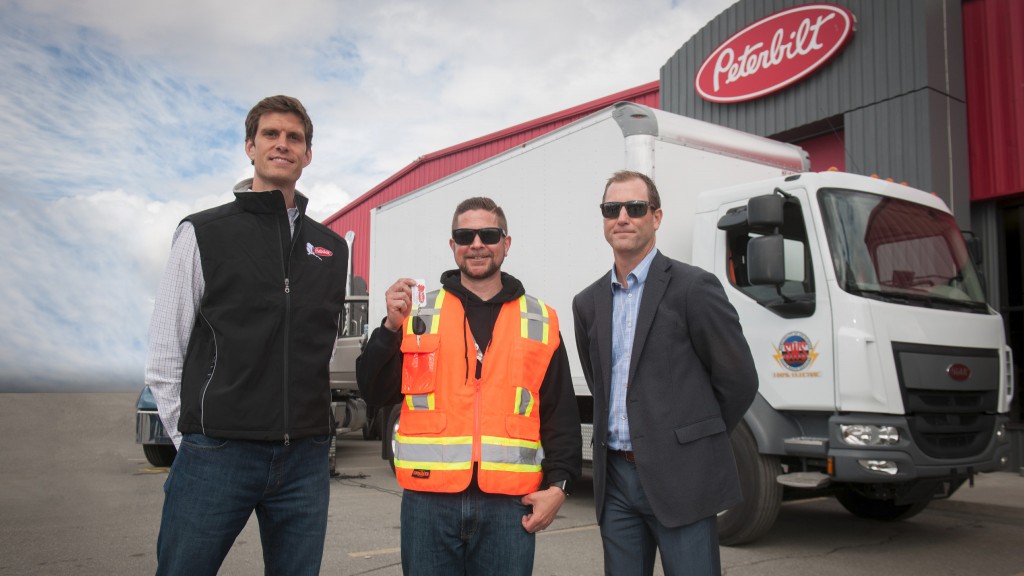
[607,247,658,451]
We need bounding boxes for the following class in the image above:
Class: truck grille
[905,408,996,459]
[893,342,1000,460]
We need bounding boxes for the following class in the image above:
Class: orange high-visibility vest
[394,288,559,495]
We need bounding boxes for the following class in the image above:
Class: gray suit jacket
[572,250,758,528]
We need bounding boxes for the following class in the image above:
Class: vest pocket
[399,409,447,435]
[401,335,439,395]
[505,413,540,442]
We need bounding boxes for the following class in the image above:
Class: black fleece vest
[178,190,348,442]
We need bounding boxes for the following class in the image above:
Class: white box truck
[365,102,1014,544]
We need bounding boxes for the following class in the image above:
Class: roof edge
[323,80,660,224]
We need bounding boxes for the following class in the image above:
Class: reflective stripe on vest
[512,294,546,418]
[405,394,434,411]
[520,295,550,344]
[480,435,543,472]
[393,433,472,471]
[407,290,444,336]
[394,289,560,494]
[514,387,534,417]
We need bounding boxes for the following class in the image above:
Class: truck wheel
[143,444,176,467]
[834,487,930,521]
[384,404,400,475]
[717,421,782,546]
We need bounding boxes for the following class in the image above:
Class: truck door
[715,189,836,411]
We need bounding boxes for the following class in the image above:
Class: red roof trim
[322,81,659,224]
[429,80,660,157]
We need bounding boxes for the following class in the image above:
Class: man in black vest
[145,95,348,575]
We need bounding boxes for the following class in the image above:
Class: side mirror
[962,230,983,266]
[748,194,784,229]
[747,234,785,285]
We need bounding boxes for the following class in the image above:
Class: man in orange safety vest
[357,196,582,576]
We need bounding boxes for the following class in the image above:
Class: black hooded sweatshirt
[357,270,582,489]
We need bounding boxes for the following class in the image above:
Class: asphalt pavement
[1,392,1022,576]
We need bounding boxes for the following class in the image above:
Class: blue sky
[0,0,733,391]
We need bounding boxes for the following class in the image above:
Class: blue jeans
[400,484,535,576]
[156,433,331,576]
[600,452,720,576]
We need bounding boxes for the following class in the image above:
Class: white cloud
[0,187,231,390]
[0,0,735,390]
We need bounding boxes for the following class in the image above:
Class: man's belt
[609,449,635,463]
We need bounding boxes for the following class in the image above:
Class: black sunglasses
[600,200,652,219]
[452,227,506,246]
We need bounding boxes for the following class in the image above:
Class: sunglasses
[600,200,652,219]
[452,227,506,246]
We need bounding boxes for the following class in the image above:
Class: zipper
[283,274,290,448]
[473,376,482,464]
[280,211,300,445]
[469,319,483,464]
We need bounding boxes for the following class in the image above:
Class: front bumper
[136,410,173,446]
[829,413,1011,483]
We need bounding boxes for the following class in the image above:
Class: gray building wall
[661,0,971,226]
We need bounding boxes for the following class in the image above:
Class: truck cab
[701,172,1014,543]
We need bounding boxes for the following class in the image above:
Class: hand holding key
[383,278,417,332]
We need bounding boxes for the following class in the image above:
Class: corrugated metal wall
[845,90,969,198]
[323,82,659,284]
[661,0,970,222]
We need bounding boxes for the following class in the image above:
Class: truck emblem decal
[947,363,971,382]
[695,4,856,103]
[306,243,333,260]
[773,331,819,373]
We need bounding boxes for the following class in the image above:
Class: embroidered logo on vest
[306,243,333,260]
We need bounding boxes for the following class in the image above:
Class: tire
[717,421,783,546]
[834,487,930,521]
[384,404,401,474]
[143,444,176,467]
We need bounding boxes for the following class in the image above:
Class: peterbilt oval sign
[695,4,856,104]
[947,363,971,382]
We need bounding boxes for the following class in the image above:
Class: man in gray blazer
[572,170,758,575]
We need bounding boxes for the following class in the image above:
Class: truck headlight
[857,459,899,475]
[840,424,900,446]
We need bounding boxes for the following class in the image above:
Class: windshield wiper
[848,287,988,313]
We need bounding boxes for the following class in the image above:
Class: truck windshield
[818,188,988,312]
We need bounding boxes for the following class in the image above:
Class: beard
[458,253,501,281]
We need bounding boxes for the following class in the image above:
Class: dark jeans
[400,485,535,576]
[600,452,721,576]
[156,433,331,576]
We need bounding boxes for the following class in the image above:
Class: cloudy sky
[0,0,734,392]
